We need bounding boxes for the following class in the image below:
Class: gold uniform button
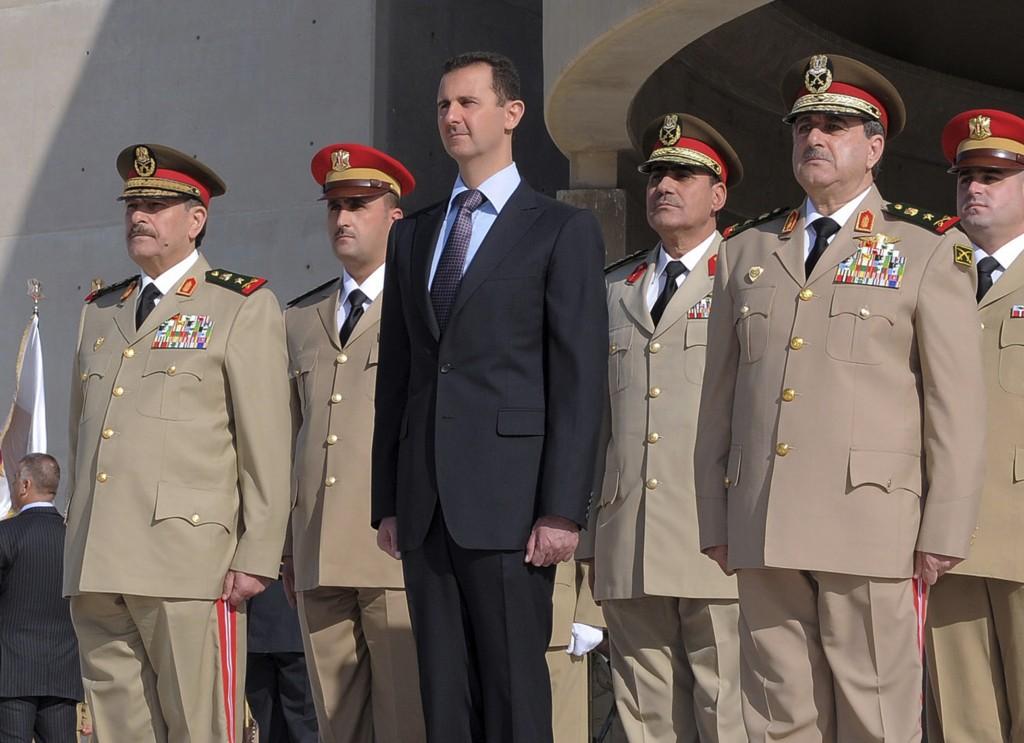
[609,344,617,354]
[775,443,792,457]
[980,322,985,330]
[647,432,660,444]
[326,434,338,445]
[799,288,814,301]
[325,476,337,487]
[740,305,750,315]
[649,387,661,398]
[859,307,871,318]
[123,348,135,358]
[789,337,805,350]
[101,428,114,439]
[294,369,301,376]
[337,353,348,364]
[80,372,88,381]
[112,387,125,397]
[331,393,343,403]
[649,342,662,353]
[96,472,108,483]
[191,513,201,524]
[781,388,797,402]
[645,478,659,490]
[167,365,177,375]
[724,476,732,486]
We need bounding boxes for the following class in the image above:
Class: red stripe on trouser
[217,599,237,743]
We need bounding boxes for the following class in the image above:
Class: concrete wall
[0,0,565,503]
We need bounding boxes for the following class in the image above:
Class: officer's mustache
[800,147,833,163]
[128,225,156,238]
[334,229,356,240]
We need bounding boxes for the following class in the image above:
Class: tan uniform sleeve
[65,304,88,510]
[694,239,738,550]
[225,289,293,577]
[914,234,986,557]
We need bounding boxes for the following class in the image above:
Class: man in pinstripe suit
[0,453,82,742]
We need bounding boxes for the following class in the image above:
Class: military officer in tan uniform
[65,144,292,742]
[581,113,744,743]
[694,55,986,742]
[926,109,1024,743]
[282,143,425,743]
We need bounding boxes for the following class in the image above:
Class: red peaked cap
[310,143,415,200]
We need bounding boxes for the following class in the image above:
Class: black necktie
[977,256,1000,303]
[651,261,687,326]
[805,217,840,277]
[135,283,161,330]
[431,189,486,333]
[339,289,368,346]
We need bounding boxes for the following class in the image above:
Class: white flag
[0,314,47,516]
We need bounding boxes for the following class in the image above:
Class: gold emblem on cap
[331,149,351,171]
[804,54,833,94]
[969,114,992,141]
[658,114,682,147]
[134,146,156,177]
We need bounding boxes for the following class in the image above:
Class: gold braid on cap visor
[788,92,882,123]
[646,146,722,176]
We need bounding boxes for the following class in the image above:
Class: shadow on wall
[0,0,567,505]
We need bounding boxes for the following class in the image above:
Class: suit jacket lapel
[619,250,657,335]
[653,234,719,339]
[773,204,807,286]
[981,252,1024,309]
[446,183,542,326]
[313,279,343,351]
[807,186,884,286]
[411,205,445,341]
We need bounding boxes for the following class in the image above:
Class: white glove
[565,622,603,657]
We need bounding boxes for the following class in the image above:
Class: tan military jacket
[695,187,986,579]
[64,253,292,599]
[953,249,1024,583]
[550,560,604,647]
[285,278,404,591]
[589,238,736,601]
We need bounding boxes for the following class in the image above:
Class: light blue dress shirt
[427,162,522,288]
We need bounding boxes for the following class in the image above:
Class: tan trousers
[546,646,589,743]
[737,569,925,743]
[603,596,744,743]
[927,574,1024,742]
[297,586,424,743]
[70,592,245,743]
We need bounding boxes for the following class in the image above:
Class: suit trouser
[245,651,318,743]
[546,647,589,743]
[402,507,555,743]
[603,596,744,743]
[0,696,78,743]
[926,574,1024,742]
[296,586,424,743]
[70,592,245,743]
[737,569,924,743]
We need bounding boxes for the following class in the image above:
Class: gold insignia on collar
[93,337,105,351]
[781,210,799,236]
[804,54,833,94]
[953,244,974,267]
[91,278,105,293]
[134,146,156,177]
[659,114,682,147]
[176,277,197,297]
[331,149,351,171]
[854,210,874,233]
[748,266,764,282]
[969,114,991,141]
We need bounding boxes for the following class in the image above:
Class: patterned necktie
[976,256,1000,303]
[650,260,687,326]
[805,216,840,277]
[431,189,486,333]
[339,289,368,346]
[135,283,162,330]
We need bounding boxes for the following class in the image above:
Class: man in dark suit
[0,453,83,742]
[245,579,318,743]
[371,51,607,743]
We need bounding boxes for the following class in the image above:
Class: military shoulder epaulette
[287,277,339,307]
[206,269,268,296]
[882,202,960,234]
[84,275,137,303]
[722,206,792,239]
[604,248,649,276]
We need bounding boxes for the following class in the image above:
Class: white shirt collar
[448,162,521,216]
[18,501,55,512]
[340,263,386,306]
[804,185,872,237]
[139,250,199,298]
[654,231,718,279]
[973,231,1024,273]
